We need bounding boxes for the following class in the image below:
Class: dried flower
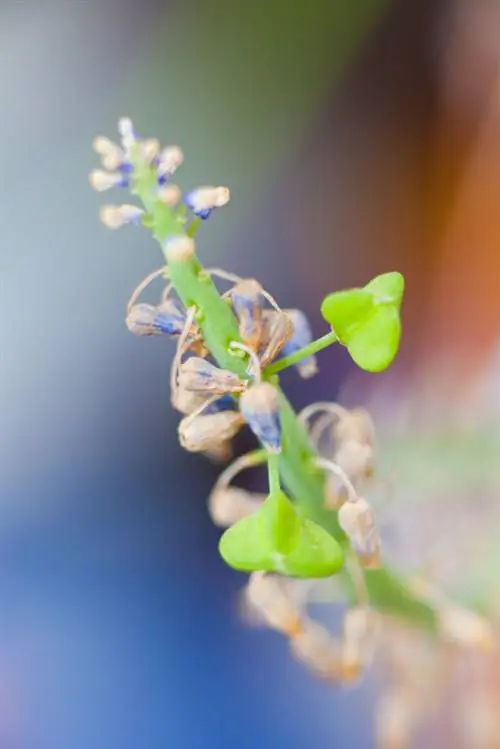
[239,382,281,453]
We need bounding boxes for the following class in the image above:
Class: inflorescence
[90,118,499,749]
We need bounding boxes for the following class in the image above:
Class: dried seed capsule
[202,440,234,464]
[259,311,294,368]
[340,607,378,682]
[230,279,264,351]
[376,689,415,749]
[338,498,381,569]
[245,572,303,636]
[334,408,375,447]
[178,411,244,452]
[239,382,281,453]
[171,386,209,415]
[281,309,318,379]
[335,440,375,483]
[437,605,496,651]
[289,619,340,681]
[178,357,246,395]
[460,691,498,749]
[208,486,265,527]
[126,300,186,337]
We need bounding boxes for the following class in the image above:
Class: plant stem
[264,331,338,376]
[267,452,281,495]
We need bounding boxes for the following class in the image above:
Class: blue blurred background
[3,1,500,747]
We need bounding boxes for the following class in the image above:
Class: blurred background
[2,0,500,747]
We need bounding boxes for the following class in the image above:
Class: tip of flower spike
[100,204,144,229]
[163,235,195,263]
[117,116,134,137]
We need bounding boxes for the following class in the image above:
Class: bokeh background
[2,1,500,747]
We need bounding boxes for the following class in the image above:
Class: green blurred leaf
[320,272,404,372]
[218,490,343,577]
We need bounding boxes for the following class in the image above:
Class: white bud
[99,204,143,229]
[158,184,182,206]
[92,136,125,171]
[117,116,135,149]
[157,145,184,175]
[89,169,125,192]
[163,235,196,263]
[187,186,230,213]
[140,138,160,163]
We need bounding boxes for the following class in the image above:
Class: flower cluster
[90,118,499,749]
[90,116,229,231]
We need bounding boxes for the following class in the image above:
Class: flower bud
[99,204,144,228]
[185,186,230,219]
[163,235,195,263]
[89,169,128,192]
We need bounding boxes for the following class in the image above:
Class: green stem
[267,452,281,495]
[264,331,338,376]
